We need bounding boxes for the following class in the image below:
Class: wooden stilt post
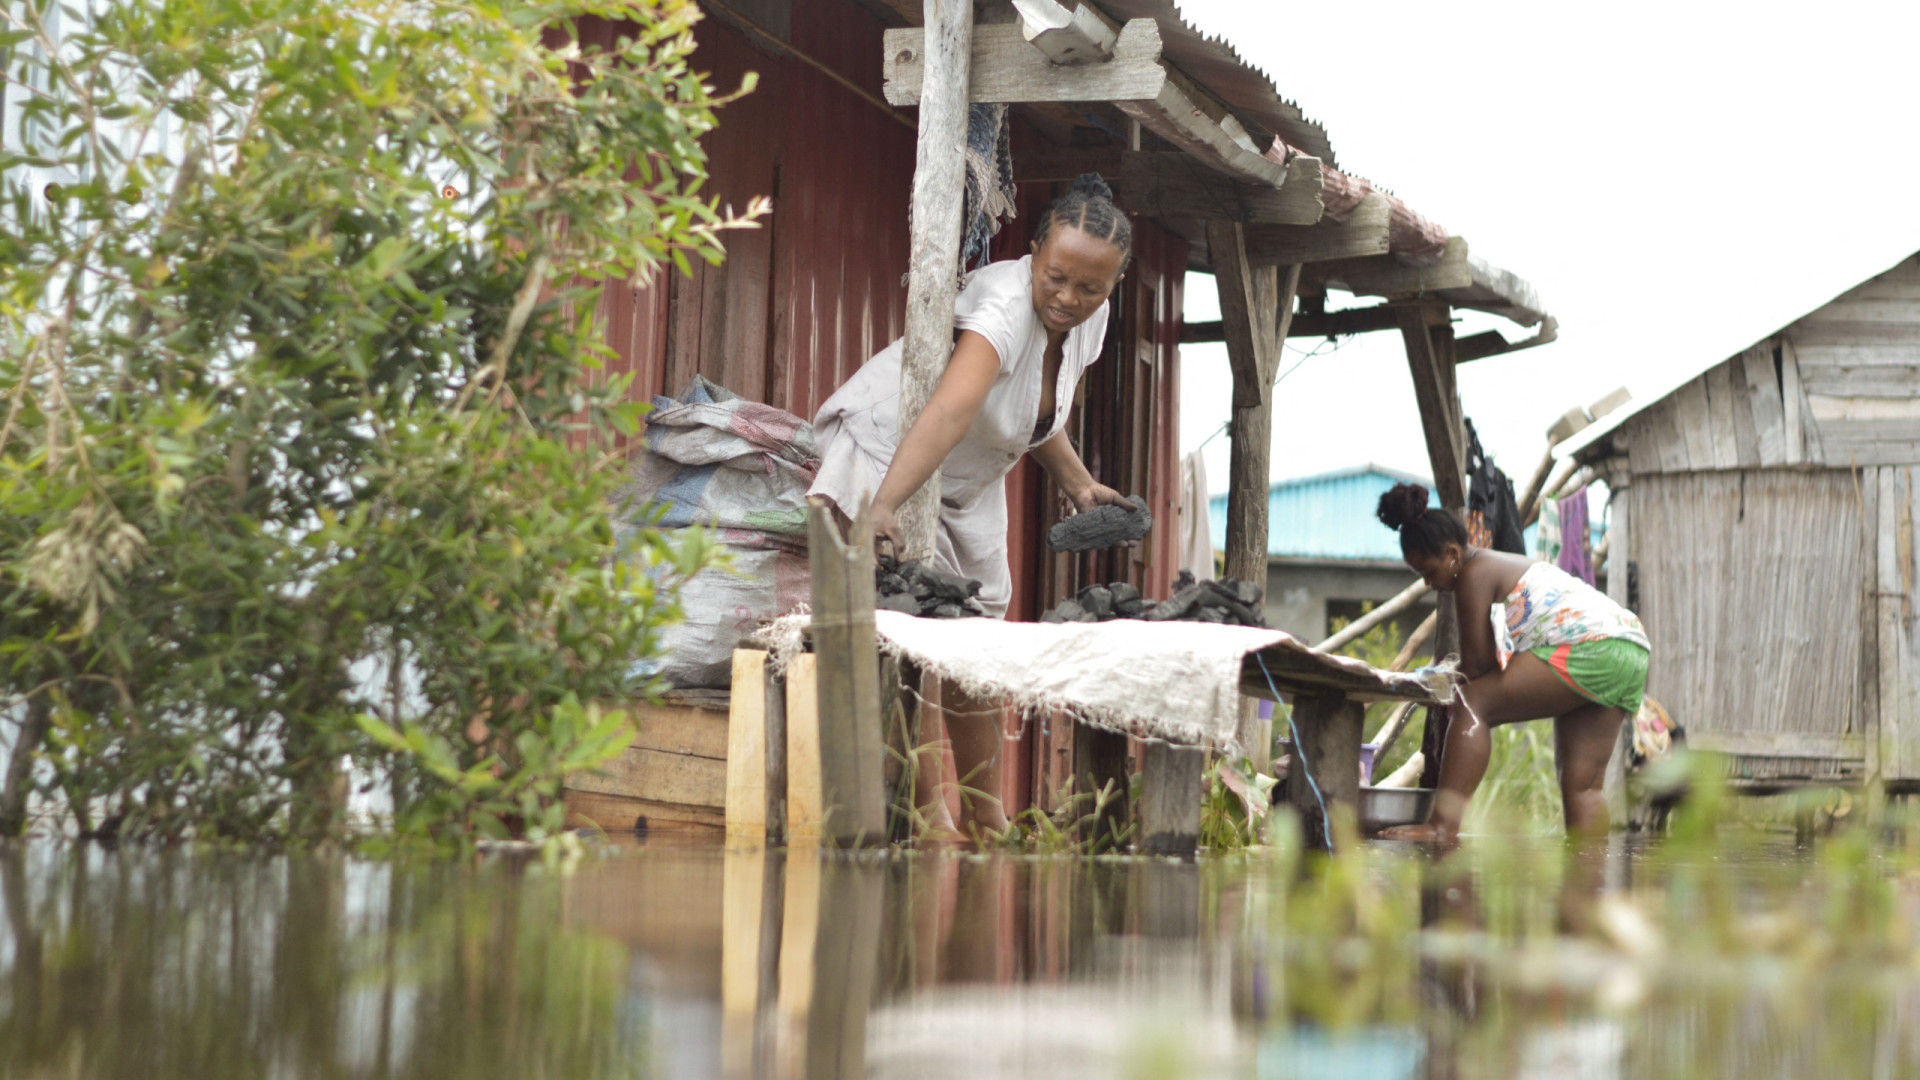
[1208,218,1301,773]
[1600,459,1634,828]
[806,498,888,847]
[1286,691,1365,851]
[1140,741,1205,856]
[894,0,973,561]
[1399,303,1466,789]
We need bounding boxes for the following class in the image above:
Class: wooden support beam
[1308,235,1472,298]
[1019,147,1321,225]
[1239,192,1389,266]
[1286,692,1365,851]
[726,649,774,844]
[885,19,1315,196]
[1399,305,1467,508]
[785,653,824,843]
[1010,0,1116,64]
[885,20,1165,109]
[1456,315,1559,364]
[806,499,888,846]
[1210,220,1300,773]
[1181,299,1445,344]
[1139,742,1204,855]
[894,0,972,562]
[1119,150,1321,226]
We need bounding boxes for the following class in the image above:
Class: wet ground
[2,830,1918,1079]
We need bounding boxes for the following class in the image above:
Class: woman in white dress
[809,174,1138,838]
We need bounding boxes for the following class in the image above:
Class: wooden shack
[1562,251,1920,790]
[566,0,1554,834]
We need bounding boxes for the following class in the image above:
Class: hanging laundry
[1534,498,1562,564]
[960,103,1017,273]
[1465,418,1526,554]
[1556,487,1594,585]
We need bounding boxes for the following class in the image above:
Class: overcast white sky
[1173,0,1920,493]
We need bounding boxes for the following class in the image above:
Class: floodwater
[3,831,1919,1079]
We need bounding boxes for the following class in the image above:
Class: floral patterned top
[1504,561,1649,652]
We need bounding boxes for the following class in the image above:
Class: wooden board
[785,653,824,843]
[1880,467,1920,779]
[1239,192,1391,265]
[562,789,725,834]
[1286,692,1364,851]
[1139,742,1203,855]
[566,745,726,807]
[1703,362,1742,469]
[883,20,1169,108]
[1738,345,1789,467]
[1118,150,1320,226]
[1724,359,1762,469]
[726,650,771,843]
[1308,235,1472,298]
[1671,377,1716,472]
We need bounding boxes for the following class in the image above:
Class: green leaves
[0,0,738,849]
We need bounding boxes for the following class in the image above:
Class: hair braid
[1033,172,1133,265]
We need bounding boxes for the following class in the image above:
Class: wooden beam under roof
[1181,299,1446,344]
[1015,147,1320,225]
[883,19,1317,200]
[1456,316,1559,363]
[1306,235,1473,297]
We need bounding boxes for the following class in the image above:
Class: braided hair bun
[1375,482,1430,531]
[1376,481,1469,559]
[1068,172,1113,201]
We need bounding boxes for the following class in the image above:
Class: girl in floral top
[1374,482,1649,842]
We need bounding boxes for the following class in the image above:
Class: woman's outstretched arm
[869,330,1001,550]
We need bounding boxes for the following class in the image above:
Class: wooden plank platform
[563,697,730,835]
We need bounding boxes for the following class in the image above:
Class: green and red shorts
[1529,638,1649,713]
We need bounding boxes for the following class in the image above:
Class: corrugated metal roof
[1093,0,1335,166]
[1208,465,1434,562]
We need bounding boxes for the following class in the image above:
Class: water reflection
[2,836,1918,1078]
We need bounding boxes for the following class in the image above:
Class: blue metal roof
[1209,465,1436,562]
[1209,464,1598,561]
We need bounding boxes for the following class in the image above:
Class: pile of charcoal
[1040,570,1266,627]
[874,554,988,618]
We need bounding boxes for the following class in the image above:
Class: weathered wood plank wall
[1634,470,1867,760]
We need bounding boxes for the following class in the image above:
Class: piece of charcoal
[1231,579,1262,607]
[901,560,980,601]
[1143,583,1205,621]
[1114,598,1145,618]
[1078,585,1114,620]
[932,602,966,618]
[1200,580,1265,626]
[1174,569,1196,592]
[1046,495,1153,553]
[877,593,922,614]
[1192,606,1227,623]
[1051,598,1088,623]
[1108,582,1142,607]
[1040,607,1065,624]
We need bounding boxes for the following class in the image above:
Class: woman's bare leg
[1554,703,1628,839]
[1380,651,1589,842]
[940,678,1009,833]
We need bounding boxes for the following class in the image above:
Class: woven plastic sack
[616,377,819,688]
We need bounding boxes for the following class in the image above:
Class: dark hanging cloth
[1465,418,1527,555]
[960,103,1017,273]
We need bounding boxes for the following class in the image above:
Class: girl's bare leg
[1555,704,1629,839]
[1380,651,1589,842]
[940,678,1010,833]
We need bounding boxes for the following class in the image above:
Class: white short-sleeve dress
[809,255,1108,618]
